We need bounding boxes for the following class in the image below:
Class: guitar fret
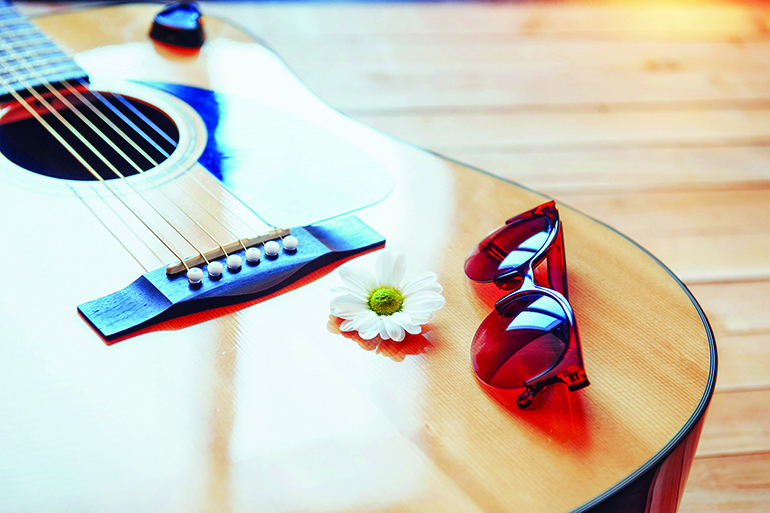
[0,23,28,35]
[0,35,50,50]
[0,27,40,40]
[2,45,62,62]
[0,17,27,28]
[1,61,81,83]
[0,2,88,101]
[0,54,71,77]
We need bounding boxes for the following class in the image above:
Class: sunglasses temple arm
[546,219,570,300]
[518,322,589,409]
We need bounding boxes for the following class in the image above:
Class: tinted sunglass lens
[471,293,569,389]
[464,216,551,282]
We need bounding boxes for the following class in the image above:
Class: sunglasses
[464,201,590,409]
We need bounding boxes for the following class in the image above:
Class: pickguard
[139,81,395,229]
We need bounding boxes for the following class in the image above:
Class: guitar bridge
[165,227,290,276]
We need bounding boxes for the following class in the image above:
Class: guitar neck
[0,0,88,103]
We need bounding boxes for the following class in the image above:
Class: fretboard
[0,1,88,103]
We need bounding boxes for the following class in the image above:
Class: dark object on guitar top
[150,2,205,49]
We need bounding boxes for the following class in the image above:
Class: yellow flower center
[367,286,405,316]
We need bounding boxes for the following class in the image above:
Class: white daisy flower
[330,251,445,342]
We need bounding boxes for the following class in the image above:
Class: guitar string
[88,181,167,266]
[0,45,229,263]
[80,83,270,242]
[90,80,279,236]
[0,42,209,268]
[58,79,249,253]
[0,75,190,270]
[69,184,149,273]
[3,21,276,262]
[0,24,178,268]
[5,30,255,252]
[11,34,275,251]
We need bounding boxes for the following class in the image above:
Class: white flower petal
[402,272,439,296]
[378,318,390,340]
[359,326,380,340]
[354,310,379,333]
[331,295,366,307]
[338,266,371,296]
[406,315,433,326]
[330,286,368,301]
[339,318,358,332]
[330,296,368,318]
[421,282,443,294]
[358,267,378,293]
[400,307,435,325]
[404,290,445,302]
[383,316,406,342]
[391,253,407,287]
[375,251,394,284]
[403,293,446,313]
[391,312,422,336]
[391,311,411,325]
[404,323,422,334]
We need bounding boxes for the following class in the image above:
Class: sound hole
[0,91,180,181]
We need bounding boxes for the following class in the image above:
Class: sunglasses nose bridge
[492,264,535,290]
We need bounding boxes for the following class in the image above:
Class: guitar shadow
[326,315,435,362]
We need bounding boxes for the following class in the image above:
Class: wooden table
[18,1,770,511]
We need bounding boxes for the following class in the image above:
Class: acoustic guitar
[0,3,715,512]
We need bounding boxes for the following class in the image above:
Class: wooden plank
[448,147,770,194]
[689,280,770,336]
[555,189,770,283]
[201,3,770,41]
[716,334,770,392]
[270,39,770,69]
[681,452,770,512]
[266,39,770,111]
[697,390,770,457]
[354,108,770,151]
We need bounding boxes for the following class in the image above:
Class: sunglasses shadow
[327,315,435,362]
[482,382,591,448]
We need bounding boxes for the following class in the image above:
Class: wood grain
[201,2,770,41]
[689,280,770,336]
[715,334,770,392]
[555,189,770,283]
[697,390,770,457]
[680,453,770,513]
[448,147,770,195]
[249,39,770,112]
[354,108,770,151]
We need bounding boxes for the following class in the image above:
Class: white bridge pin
[283,235,298,251]
[187,267,203,285]
[208,261,223,278]
[265,240,280,257]
[245,247,261,264]
[227,254,242,271]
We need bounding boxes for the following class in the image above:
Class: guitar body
[0,5,715,513]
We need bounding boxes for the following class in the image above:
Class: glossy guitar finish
[0,4,715,513]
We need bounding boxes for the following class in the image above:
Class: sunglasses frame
[468,201,589,408]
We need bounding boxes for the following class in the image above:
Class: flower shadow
[327,315,434,363]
